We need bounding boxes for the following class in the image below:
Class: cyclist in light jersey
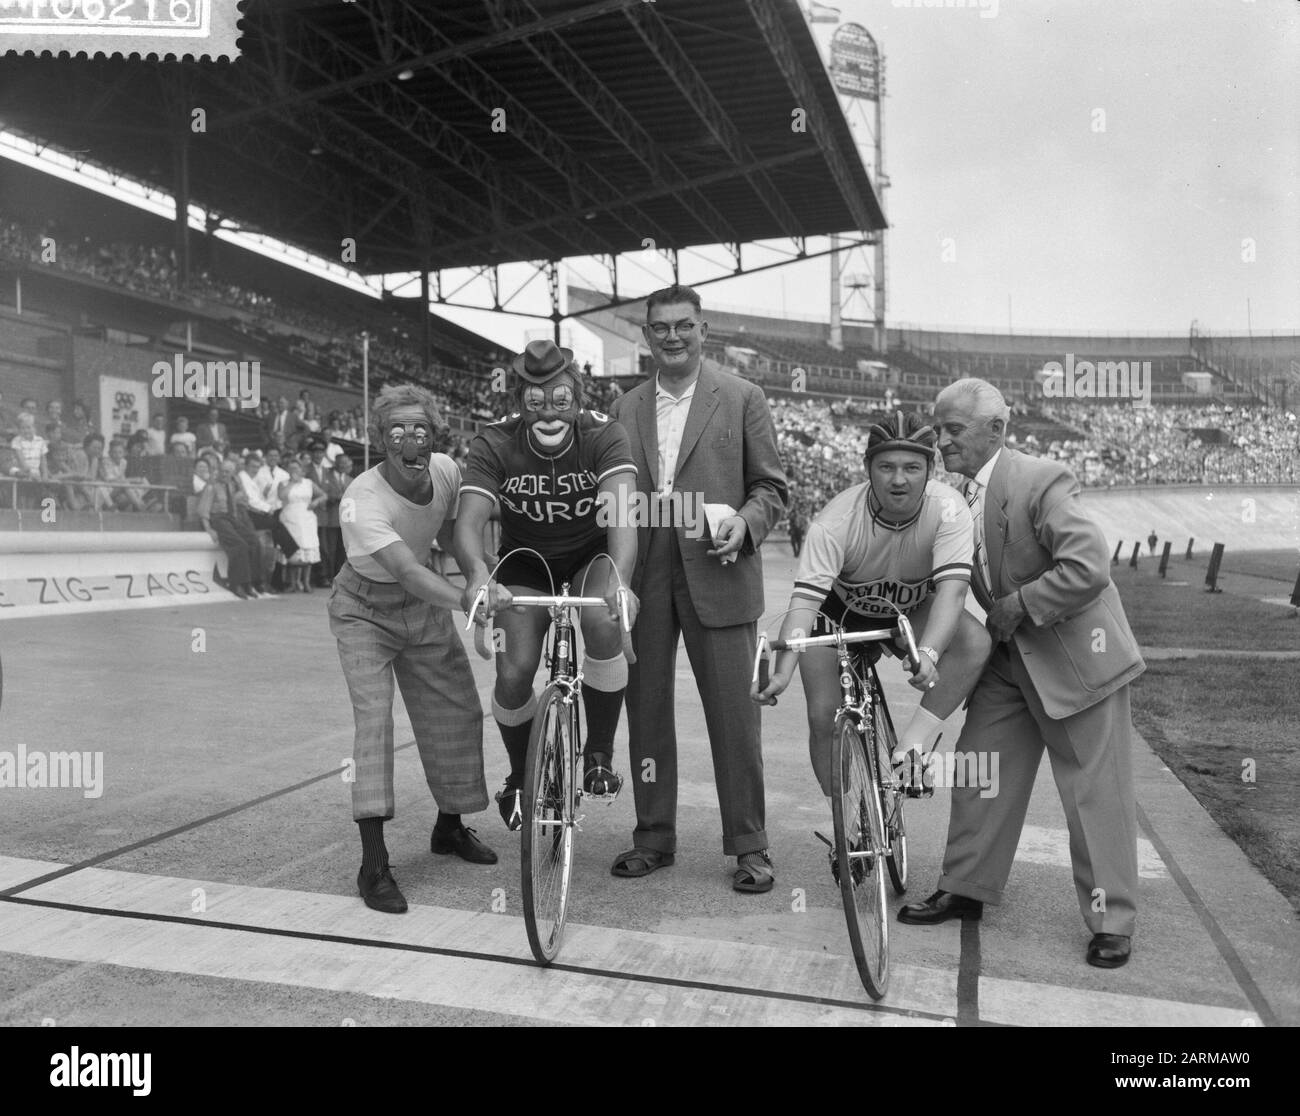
[752,413,992,822]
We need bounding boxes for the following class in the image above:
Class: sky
[435,0,1300,352]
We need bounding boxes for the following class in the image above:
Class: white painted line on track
[1015,825,1169,879]
[1,857,952,1025]
[979,973,1258,1027]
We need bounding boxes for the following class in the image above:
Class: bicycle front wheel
[831,711,890,999]
[869,679,908,895]
[521,683,577,964]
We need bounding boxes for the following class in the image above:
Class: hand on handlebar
[605,585,639,631]
[462,580,515,626]
[750,661,795,707]
[905,654,939,693]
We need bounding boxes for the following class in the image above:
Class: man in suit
[264,396,306,452]
[608,284,788,893]
[195,407,229,453]
[901,378,1143,969]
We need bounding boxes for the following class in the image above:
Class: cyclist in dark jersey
[456,340,640,830]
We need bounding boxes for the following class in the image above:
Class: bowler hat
[511,339,577,384]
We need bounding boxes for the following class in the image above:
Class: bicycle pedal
[583,788,620,804]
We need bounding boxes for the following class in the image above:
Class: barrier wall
[1079,485,1300,556]
[0,531,235,620]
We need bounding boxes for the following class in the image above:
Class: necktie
[966,480,989,591]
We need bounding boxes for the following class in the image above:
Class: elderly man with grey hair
[901,377,1145,970]
[328,383,494,914]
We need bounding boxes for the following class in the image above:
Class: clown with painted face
[456,340,641,830]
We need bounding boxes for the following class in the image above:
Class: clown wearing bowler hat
[455,339,641,830]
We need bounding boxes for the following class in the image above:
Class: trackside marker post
[1205,542,1225,593]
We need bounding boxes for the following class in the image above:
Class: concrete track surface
[0,552,1296,1028]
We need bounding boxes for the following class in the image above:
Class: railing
[3,476,184,525]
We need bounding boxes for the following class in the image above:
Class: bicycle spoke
[832,715,889,999]
[521,689,576,964]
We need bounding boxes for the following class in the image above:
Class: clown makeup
[523,376,580,452]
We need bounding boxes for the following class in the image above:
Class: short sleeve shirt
[793,479,973,620]
[460,410,636,557]
[341,454,461,583]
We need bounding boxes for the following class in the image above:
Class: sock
[434,811,461,836]
[580,652,627,759]
[492,691,537,784]
[358,817,388,875]
[897,706,945,758]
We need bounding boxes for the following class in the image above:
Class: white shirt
[965,448,1002,591]
[238,469,273,514]
[255,464,290,510]
[654,374,696,495]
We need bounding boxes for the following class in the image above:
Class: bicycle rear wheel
[521,683,577,964]
[830,712,889,999]
[869,672,908,895]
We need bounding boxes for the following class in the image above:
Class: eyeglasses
[522,384,576,413]
[386,423,431,446]
[647,320,698,340]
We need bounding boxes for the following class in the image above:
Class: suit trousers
[328,564,488,821]
[938,639,1139,936]
[211,513,262,587]
[625,526,767,857]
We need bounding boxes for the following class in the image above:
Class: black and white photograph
[0,0,1296,1069]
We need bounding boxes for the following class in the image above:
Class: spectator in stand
[255,445,298,588]
[170,439,192,459]
[304,400,323,434]
[264,396,297,448]
[100,437,149,512]
[126,429,152,471]
[145,412,168,456]
[192,457,212,494]
[170,415,197,456]
[45,400,64,428]
[195,407,229,453]
[237,450,299,586]
[9,412,49,507]
[81,433,110,511]
[199,458,271,600]
[320,452,354,582]
[277,459,326,592]
[45,422,86,510]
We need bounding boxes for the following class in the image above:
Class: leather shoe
[897,889,983,925]
[1087,933,1131,968]
[430,824,498,865]
[357,865,407,914]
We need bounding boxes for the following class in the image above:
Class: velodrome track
[0,550,1296,1028]
[1079,485,1299,558]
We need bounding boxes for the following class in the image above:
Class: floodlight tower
[819,20,888,354]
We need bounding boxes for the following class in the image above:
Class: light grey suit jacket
[972,447,1145,718]
[608,365,788,628]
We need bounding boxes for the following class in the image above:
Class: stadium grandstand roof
[0,0,885,275]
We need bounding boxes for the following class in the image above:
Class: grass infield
[1111,551,1300,912]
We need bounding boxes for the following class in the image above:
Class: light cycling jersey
[793,479,973,620]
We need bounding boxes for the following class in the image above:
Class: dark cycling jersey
[460,410,636,557]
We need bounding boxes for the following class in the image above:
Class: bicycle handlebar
[466,585,636,665]
[753,614,922,686]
